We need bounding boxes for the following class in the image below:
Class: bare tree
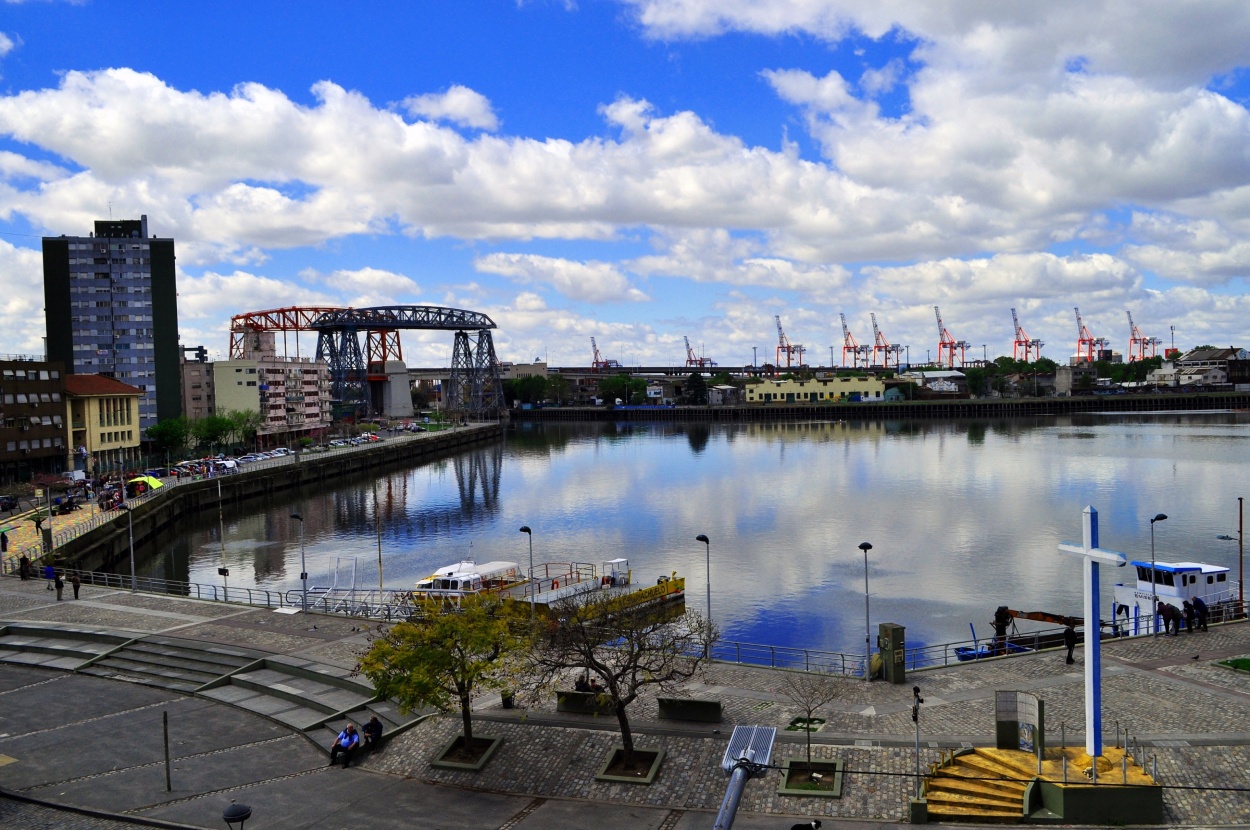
[528,592,715,766]
[777,670,841,770]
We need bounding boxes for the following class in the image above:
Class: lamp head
[519,525,531,535]
[1151,513,1168,524]
[858,542,873,552]
[696,534,709,544]
[290,513,302,521]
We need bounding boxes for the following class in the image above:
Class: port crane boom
[775,315,804,370]
[870,313,904,370]
[840,313,870,368]
[935,306,969,368]
[590,336,622,371]
[1126,310,1159,362]
[684,336,717,367]
[1074,308,1107,364]
[1011,308,1043,362]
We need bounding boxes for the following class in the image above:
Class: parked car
[0,494,19,512]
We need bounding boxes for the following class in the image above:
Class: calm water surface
[136,413,1250,654]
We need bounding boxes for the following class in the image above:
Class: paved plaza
[1,573,1248,829]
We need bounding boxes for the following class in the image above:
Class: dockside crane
[774,315,804,370]
[839,313,871,368]
[1011,308,1044,362]
[684,336,717,368]
[590,336,622,371]
[1074,307,1107,364]
[870,313,905,370]
[1126,310,1160,362]
[934,306,970,368]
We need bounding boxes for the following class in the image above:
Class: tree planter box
[777,758,844,798]
[594,747,666,785]
[656,696,722,722]
[430,734,504,772]
[556,689,613,715]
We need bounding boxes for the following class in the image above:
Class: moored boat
[1112,559,1240,636]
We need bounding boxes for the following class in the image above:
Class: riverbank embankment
[510,390,1250,421]
[9,423,503,575]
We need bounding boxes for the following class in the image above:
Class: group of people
[573,674,604,693]
[15,556,82,600]
[328,716,384,769]
[1156,596,1210,635]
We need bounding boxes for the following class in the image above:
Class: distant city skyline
[1,2,1248,367]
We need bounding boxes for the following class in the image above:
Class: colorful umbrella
[126,475,165,490]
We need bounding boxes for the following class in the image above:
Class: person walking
[44,562,55,590]
[1063,621,1078,664]
[54,570,64,601]
[71,571,81,600]
[1,529,8,553]
[18,554,30,580]
[1193,595,1209,631]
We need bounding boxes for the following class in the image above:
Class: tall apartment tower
[42,215,181,431]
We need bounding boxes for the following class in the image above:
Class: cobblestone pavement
[2,574,1249,828]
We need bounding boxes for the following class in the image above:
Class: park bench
[555,690,613,715]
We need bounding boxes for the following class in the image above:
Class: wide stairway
[924,748,1030,824]
[78,634,264,692]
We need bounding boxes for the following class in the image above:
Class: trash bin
[501,691,515,709]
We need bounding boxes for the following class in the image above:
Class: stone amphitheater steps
[199,656,377,733]
[0,622,131,670]
[924,749,1029,824]
[77,635,264,692]
[316,700,415,751]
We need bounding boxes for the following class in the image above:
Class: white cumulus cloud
[402,85,499,131]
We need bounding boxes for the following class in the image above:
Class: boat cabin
[1126,560,1230,603]
[413,560,525,599]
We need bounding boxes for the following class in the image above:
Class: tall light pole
[859,541,873,680]
[519,526,534,622]
[290,513,307,614]
[1239,496,1244,613]
[1170,325,1175,354]
[829,346,834,368]
[696,534,711,628]
[120,504,135,591]
[1150,513,1167,635]
[752,346,757,368]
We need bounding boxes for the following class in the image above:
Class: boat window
[1137,566,1149,581]
[1162,573,1174,587]
[1207,576,1213,584]
[1217,574,1226,583]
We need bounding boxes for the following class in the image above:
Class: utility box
[878,623,906,684]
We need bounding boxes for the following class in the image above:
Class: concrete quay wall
[52,424,504,574]
[511,390,1250,422]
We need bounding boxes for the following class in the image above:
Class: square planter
[777,758,844,798]
[430,734,504,772]
[594,746,666,785]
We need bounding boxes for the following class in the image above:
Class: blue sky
[2,1,1249,366]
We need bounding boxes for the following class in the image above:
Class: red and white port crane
[1011,308,1044,362]
[1126,311,1160,362]
[839,313,870,368]
[870,313,905,370]
[1073,307,1108,364]
[934,306,970,368]
[775,315,804,370]
[684,336,717,367]
[590,336,622,371]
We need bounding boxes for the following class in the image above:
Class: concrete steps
[77,635,263,692]
[199,655,378,733]
[0,622,131,670]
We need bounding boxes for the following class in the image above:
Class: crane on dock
[839,313,870,368]
[1074,308,1107,364]
[774,315,804,370]
[590,337,622,371]
[870,313,905,370]
[684,336,717,367]
[1011,308,1044,362]
[934,306,970,368]
[1126,311,1160,362]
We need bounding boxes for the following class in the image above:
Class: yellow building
[65,374,144,476]
[745,375,885,404]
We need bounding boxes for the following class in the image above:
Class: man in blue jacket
[329,723,360,769]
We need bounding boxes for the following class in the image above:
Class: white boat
[1111,559,1239,636]
[413,560,527,601]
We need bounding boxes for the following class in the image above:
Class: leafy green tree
[597,374,646,405]
[683,372,708,405]
[527,593,715,766]
[546,374,569,405]
[146,417,191,456]
[503,375,549,405]
[359,596,525,745]
[224,409,263,449]
[191,415,234,451]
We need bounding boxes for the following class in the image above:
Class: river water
[135,412,1250,654]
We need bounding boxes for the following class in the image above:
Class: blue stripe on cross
[1058,505,1125,760]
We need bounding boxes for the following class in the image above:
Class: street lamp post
[290,513,307,614]
[752,346,757,368]
[1150,513,1167,635]
[519,526,534,622]
[912,685,924,797]
[696,534,711,628]
[859,541,873,680]
[120,504,136,591]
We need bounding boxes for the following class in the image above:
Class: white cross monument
[1058,505,1125,760]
